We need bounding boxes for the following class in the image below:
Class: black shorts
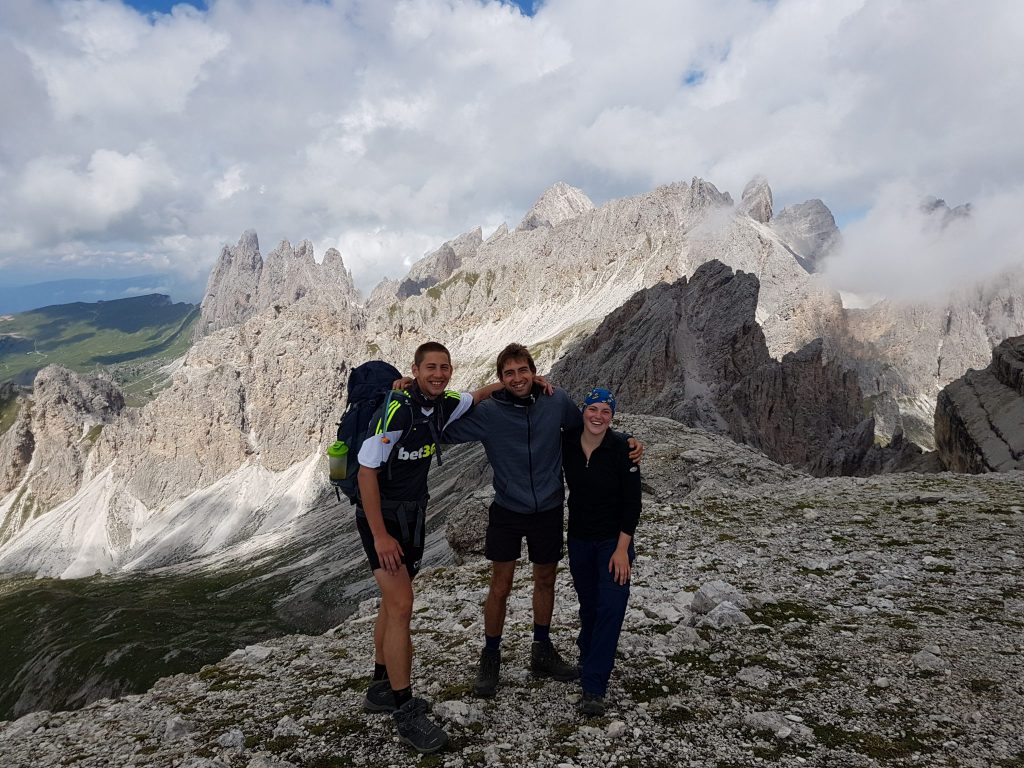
[485,502,564,564]
[356,507,425,579]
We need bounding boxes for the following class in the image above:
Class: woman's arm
[608,531,633,585]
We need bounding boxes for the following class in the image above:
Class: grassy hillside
[0,294,197,396]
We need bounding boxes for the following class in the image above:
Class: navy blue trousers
[568,536,634,697]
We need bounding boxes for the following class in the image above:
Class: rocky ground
[1,416,1022,768]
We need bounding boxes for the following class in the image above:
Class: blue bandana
[581,387,616,414]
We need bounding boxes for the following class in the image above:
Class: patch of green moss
[0,396,19,435]
[967,678,1000,693]
[810,722,934,759]
[752,600,821,627]
[306,757,355,768]
[437,681,474,700]
[657,705,697,725]
[266,734,300,753]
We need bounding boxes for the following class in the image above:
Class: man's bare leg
[530,562,577,681]
[374,567,414,689]
[484,560,516,637]
[475,560,515,697]
[532,562,556,626]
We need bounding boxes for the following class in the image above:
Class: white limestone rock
[692,580,752,614]
[516,181,594,231]
[771,199,840,271]
[739,175,773,224]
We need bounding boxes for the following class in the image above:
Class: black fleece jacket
[562,427,642,541]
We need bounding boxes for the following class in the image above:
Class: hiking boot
[531,640,579,681]
[363,679,396,713]
[473,647,501,698]
[578,692,606,717]
[391,697,448,754]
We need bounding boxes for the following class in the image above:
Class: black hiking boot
[531,640,579,681]
[391,697,448,754]
[578,692,606,717]
[363,680,397,713]
[473,647,501,698]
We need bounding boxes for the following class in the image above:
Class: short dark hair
[496,343,536,379]
[414,341,452,367]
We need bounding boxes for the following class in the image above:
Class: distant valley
[0,294,196,398]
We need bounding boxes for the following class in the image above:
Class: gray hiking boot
[578,692,606,717]
[363,679,396,713]
[391,697,448,754]
[531,640,579,681]
[473,647,501,698]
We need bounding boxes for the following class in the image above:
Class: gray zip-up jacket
[443,385,582,514]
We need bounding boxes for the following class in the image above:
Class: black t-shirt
[357,387,472,502]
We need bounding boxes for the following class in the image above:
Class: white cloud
[823,182,1024,300]
[0,0,1020,301]
[19,0,228,119]
[14,146,176,237]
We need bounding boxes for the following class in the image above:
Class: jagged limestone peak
[771,199,840,270]
[739,175,773,224]
[485,222,508,243]
[516,181,595,231]
[688,177,734,212]
[197,230,264,337]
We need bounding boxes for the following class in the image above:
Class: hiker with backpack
[440,343,644,700]
[561,387,641,717]
[340,342,501,755]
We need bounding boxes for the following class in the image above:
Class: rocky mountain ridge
[0,176,1019,584]
[551,260,933,476]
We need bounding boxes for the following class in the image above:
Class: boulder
[935,335,1024,472]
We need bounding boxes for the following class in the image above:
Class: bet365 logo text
[397,443,436,461]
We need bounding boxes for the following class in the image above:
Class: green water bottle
[327,441,349,481]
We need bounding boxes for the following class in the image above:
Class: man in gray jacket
[443,343,642,697]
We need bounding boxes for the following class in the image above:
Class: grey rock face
[738,175,773,223]
[197,230,263,336]
[551,261,884,475]
[0,367,123,542]
[771,199,840,271]
[396,227,482,299]
[935,335,1024,472]
[93,304,363,509]
[516,181,594,231]
[551,260,769,433]
[197,232,358,338]
[0,385,33,501]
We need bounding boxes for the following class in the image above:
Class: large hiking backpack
[328,360,403,504]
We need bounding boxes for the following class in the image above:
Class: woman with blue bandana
[561,387,642,717]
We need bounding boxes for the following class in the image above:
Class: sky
[0,0,1021,303]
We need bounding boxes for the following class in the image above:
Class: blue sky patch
[124,0,206,13]
[123,0,537,16]
[683,68,705,87]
